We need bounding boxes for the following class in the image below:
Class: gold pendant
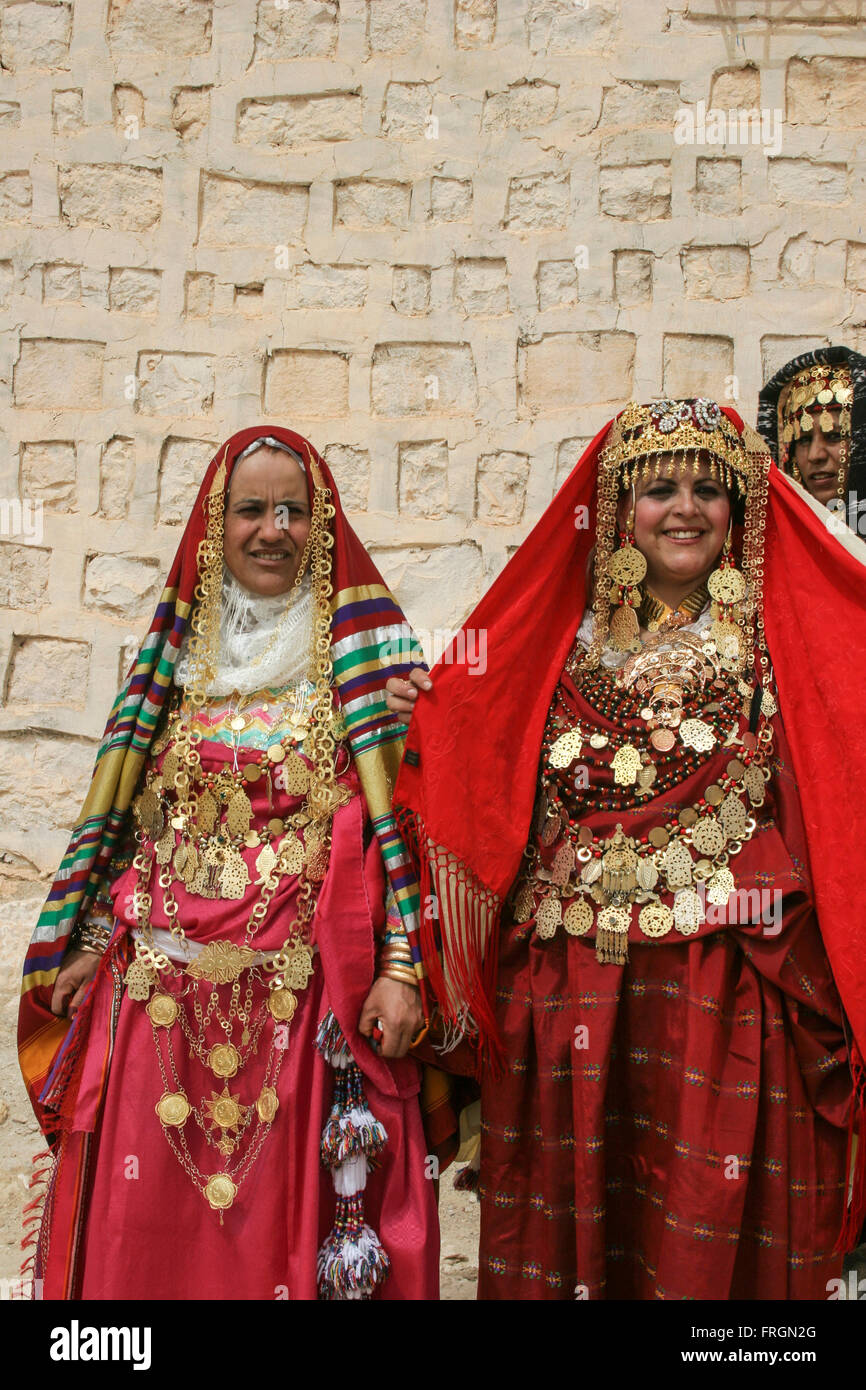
[607,544,647,586]
[707,568,746,604]
[255,843,278,883]
[535,896,562,940]
[282,943,315,991]
[226,788,253,838]
[162,748,180,787]
[611,744,642,786]
[679,718,716,753]
[719,792,748,840]
[743,766,765,805]
[662,839,693,889]
[279,751,310,796]
[208,1043,241,1079]
[609,604,641,654]
[268,987,297,1021]
[181,841,199,886]
[154,824,175,865]
[673,888,704,935]
[635,858,659,892]
[549,729,584,769]
[187,941,256,985]
[278,833,305,877]
[257,1086,279,1124]
[690,815,726,857]
[156,1091,191,1127]
[204,1173,237,1212]
[707,867,735,906]
[220,848,250,901]
[511,879,534,923]
[551,841,575,888]
[638,902,673,939]
[601,826,639,894]
[125,958,156,1002]
[204,1085,248,1131]
[146,993,179,1027]
[305,841,329,882]
[196,788,218,835]
[595,905,630,965]
[563,899,593,937]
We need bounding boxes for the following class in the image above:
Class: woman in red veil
[391,399,866,1300]
[19,427,438,1301]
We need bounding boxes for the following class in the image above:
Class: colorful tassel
[317,1194,391,1301]
[315,1010,390,1300]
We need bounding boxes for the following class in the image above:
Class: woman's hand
[50,948,102,1020]
[385,667,432,725]
[358,976,424,1058]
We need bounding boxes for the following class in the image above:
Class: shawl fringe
[398,808,503,1072]
[837,1045,866,1254]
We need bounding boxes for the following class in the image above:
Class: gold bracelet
[378,963,420,988]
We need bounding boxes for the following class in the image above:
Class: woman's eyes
[645,486,721,499]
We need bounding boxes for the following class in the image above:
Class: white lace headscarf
[174,436,314,696]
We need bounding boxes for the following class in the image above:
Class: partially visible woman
[389,399,866,1300]
[757,344,866,520]
[18,427,437,1301]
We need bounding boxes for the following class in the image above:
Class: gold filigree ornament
[679,718,716,753]
[512,878,534,923]
[673,888,704,936]
[186,941,257,985]
[690,815,726,858]
[564,899,593,937]
[638,902,673,939]
[535,895,563,939]
[203,1086,249,1133]
[549,728,584,769]
[611,744,642,786]
[596,904,630,965]
[707,867,735,907]
[125,958,157,1001]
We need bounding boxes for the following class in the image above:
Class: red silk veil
[394,412,866,1085]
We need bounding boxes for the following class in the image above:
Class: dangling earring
[837,438,850,505]
[791,461,803,484]
[707,523,746,668]
[606,500,647,654]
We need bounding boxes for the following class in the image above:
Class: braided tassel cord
[315,1010,390,1300]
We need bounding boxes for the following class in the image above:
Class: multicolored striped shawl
[18,426,426,1137]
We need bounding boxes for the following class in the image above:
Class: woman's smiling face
[222,446,311,596]
[618,453,732,602]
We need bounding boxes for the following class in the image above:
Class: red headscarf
[394,410,866,1100]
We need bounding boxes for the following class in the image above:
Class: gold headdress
[777,362,852,450]
[582,398,772,695]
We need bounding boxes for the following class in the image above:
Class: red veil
[394,410,866,1225]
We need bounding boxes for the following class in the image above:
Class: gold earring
[606,507,647,654]
[707,524,746,668]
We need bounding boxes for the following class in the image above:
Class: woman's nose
[257,511,283,542]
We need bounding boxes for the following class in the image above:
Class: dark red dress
[478,652,851,1300]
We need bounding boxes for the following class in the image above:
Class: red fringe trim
[836,1046,866,1255]
[397,808,504,1076]
[19,1147,53,1287]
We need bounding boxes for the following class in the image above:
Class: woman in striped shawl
[18,427,437,1301]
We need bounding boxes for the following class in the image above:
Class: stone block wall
[0,0,864,888]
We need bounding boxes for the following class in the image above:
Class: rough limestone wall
[1,0,866,1281]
